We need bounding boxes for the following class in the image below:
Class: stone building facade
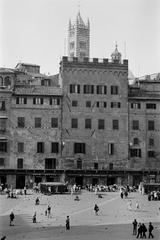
[1,60,160,188]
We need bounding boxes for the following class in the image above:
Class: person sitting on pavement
[74,195,80,201]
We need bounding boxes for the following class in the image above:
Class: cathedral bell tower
[68,11,90,58]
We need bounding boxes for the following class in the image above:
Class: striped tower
[68,11,90,58]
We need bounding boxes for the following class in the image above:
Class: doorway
[16,175,25,189]
[34,176,43,184]
[107,176,116,185]
[75,176,83,186]
[92,178,98,186]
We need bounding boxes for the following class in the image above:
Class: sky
[0,0,160,77]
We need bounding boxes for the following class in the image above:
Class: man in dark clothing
[94,204,99,215]
[1,236,6,240]
[148,222,154,238]
[141,223,147,238]
[66,216,70,230]
[137,223,142,238]
[132,219,138,235]
[9,211,15,226]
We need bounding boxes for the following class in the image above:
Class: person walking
[141,223,147,238]
[132,219,138,235]
[94,204,99,215]
[9,211,15,226]
[66,216,70,230]
[136,223,142,238]
[24,186,27,195]
[148,222,154,238]
[32,212,36,223]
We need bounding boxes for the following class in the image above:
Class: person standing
[132,219,138,235]
[148,222,154,238]
[9,211,15,226]
[24,186,27,195]
[47,205,51,218]
[66,216,70,230]
[136,201,140,211]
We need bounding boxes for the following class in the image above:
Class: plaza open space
[0,189,160,240]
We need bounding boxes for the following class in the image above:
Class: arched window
[4,76,11,87]
[0,76,3,86]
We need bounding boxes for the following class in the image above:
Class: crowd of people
[148,191,160,201]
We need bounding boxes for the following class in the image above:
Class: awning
[0,116,7,119]
[0,137,7,140]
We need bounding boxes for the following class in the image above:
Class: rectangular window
[112,119,119,130]
[149,138,154,147]
[72,100,78,107]
[0,142,7,152]
[35,117,41,128]
[71,118,78,128]
[45,158,56,169]
[33,98,43,105]
[85,119,91,129]
[17,117,25,128]
[51,118,58,128]
[0,158,4,166]
[111,85,118,95]
[0,101,5,111]
[130,149,141,157]
[94,162,98,170]
[96,85,107,94]
[131,103,141,109]
[109,163,113,170]
[17,158,23,169]
[133,138,139,145]
[96,101,107,108]
[148,151,155,158]
[108,143,114,155]
[51,142,59,153]
[74,143,86,154]
[50,98,60,105]
[111,102,121,108]
[98,119,105,129]
[16,97,27,104]
[0,119,6,132]
[77,159,82,169]
[18,142,24,153]
[148,120,155,131]
[37,142,44,153]
[70,84,80,94]
[86,101,91,108]
[132,120,139,130]
[83,85,94,94]
[146,103,156,109]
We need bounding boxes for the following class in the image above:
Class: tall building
[68,11,90,58]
